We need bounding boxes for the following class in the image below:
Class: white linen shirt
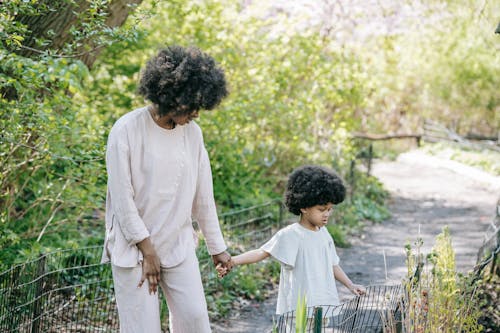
[101,106,227,268]
[261,223,340,314]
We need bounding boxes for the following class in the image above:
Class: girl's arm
[216,249,270,277]
[233,249,270,265]
[333,265,366,296]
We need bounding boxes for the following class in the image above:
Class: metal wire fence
[1,198,497,332]
[0,246,117,332]
[0,200,285,332]
[197,200,286,292]
[473,200,500,280]
[274,284,403,333]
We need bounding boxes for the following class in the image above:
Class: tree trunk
[15,0,144,68]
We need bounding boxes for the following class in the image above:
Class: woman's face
[171,110,199,126]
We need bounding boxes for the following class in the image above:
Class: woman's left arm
[191,134,229,265]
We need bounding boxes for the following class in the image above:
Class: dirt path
[211,150,499,333]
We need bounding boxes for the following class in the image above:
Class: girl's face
[300,203,334,231]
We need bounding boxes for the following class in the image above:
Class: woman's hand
[137,237,161,294]
[212,251,232,277]
[138,253,161,294]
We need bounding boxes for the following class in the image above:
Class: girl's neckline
[296,222,321,233]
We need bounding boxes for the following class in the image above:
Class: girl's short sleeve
[325,229,340,266]
[260,227,300,267]
[331,240,340,266]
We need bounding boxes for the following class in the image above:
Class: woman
[101,45,232,333]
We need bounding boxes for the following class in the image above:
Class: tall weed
[402,227,482,332]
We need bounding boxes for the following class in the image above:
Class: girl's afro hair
[284,165,346,215]
[138,45,228,116]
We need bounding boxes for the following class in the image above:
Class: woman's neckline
[147,105,177,131]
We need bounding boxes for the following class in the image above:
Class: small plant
[378,291,400,333]
[402,227,482,332]
[295,292,307,333]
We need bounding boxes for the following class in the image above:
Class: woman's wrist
[137,237,157,257]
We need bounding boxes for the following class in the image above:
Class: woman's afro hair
[138,45,228,116]
[284,165,346,215]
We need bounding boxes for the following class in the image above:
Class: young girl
[218,165,365,316]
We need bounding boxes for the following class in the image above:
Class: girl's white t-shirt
[261,223,340,314]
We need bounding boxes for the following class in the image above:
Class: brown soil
[211,150,500,333]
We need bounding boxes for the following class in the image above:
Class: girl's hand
[215,262,229,278]
[348,283,366,296]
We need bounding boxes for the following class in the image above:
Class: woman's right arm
[106,129,159,293]
[106,130,150,245]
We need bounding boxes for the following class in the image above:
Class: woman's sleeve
[106,131,149,245]
[192,143,227,255]
[261,228,299,267]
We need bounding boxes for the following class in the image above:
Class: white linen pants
[111,248,211,333]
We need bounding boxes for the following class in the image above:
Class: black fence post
[313,307,323,333]
[278,200,284,228]
[367,143,373,176]
[349,159,356,202]
[349,296,361,332]
[490,250,498,277]
[31,255,46,333]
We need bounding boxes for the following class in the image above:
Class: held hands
[347,283,366,296]
[212,251,233,278]
[215,260,233,278]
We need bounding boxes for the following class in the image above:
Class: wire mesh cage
[0,246,118,333]
[274,284,403,333]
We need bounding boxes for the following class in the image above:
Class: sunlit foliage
[1,0,498,269]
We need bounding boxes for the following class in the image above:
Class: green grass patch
[421,142,500,176]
